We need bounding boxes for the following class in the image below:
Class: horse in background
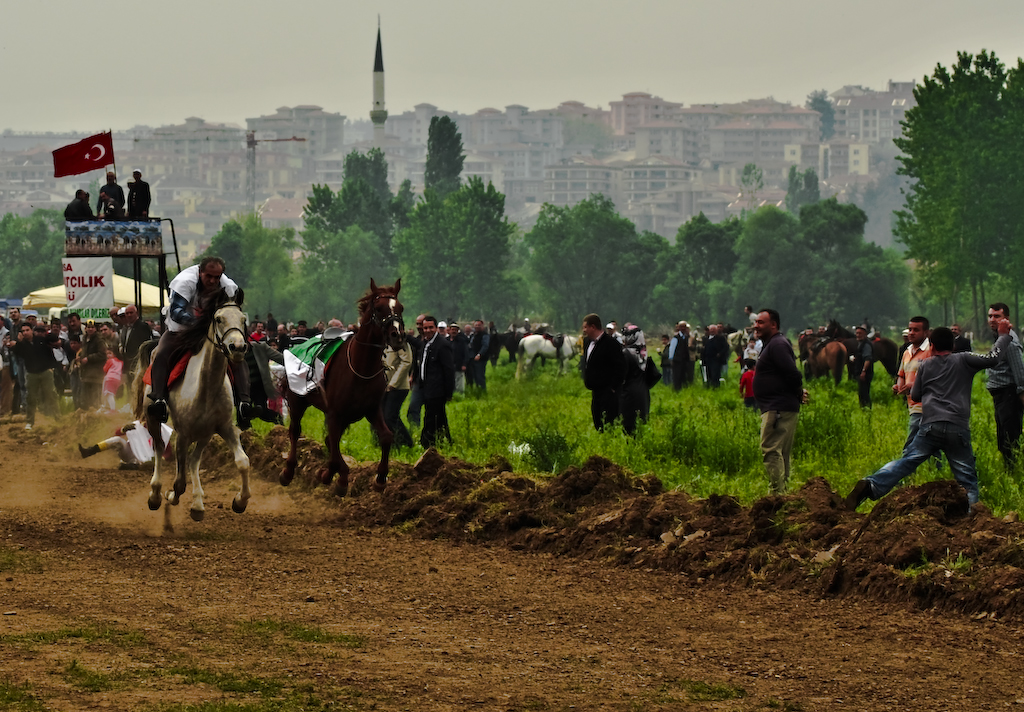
[515,333,578,378]
[798,331,847,385]
[280,279,404,495]
[825,319,899,378]
[133,289,251,521]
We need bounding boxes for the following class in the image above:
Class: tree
[525,195,663,327]
[343,148,392,205]
[739,163,763,214]
[197,213,297,316]
[895,50,1016,329]
[393,178,517,320]
[658,213,742,324]
[293,225,386,323]
[806,89,835,140]
[0,210,66,298]
[424,116,464,200]
[785,166,820,216]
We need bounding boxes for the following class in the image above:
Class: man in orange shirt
[893,316,932,455]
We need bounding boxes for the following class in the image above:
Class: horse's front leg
[320,415,350,494]
[367,405,393,492]
[280,395,307,486]
[183,434,212,521]
[219,422,251,513]
[148,441,170,511]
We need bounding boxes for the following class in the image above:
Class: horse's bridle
[207,303,250,358]
[347,293,403,379]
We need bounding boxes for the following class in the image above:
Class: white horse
[135,293,251,521]
[515,333,579,378]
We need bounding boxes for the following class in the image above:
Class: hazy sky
[3,0,1022,132]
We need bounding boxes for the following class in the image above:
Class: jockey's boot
[78,443,100,459]
[237,401,257,430]
[147,395,169,424]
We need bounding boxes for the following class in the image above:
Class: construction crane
[245,131,307,215]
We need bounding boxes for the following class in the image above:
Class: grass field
[255,354,1024,515]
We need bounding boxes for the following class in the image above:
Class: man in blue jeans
[845,318,1013,511]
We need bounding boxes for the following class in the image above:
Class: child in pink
[101,348,123,412]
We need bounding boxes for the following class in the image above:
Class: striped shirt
[986,329,1024,394]
[897,339,931,414]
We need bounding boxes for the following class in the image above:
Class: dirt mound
[198,431,1024,621]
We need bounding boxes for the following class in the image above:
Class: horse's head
[362,278,405,347]
[211,295,249,364]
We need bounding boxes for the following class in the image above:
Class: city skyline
[3,0,1023,133]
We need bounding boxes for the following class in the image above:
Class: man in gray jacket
[846,318,1012,510]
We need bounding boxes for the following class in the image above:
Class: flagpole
[110,129,116,177]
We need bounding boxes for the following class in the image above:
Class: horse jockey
[147,256,254,424]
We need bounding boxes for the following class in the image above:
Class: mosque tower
[370,22,387,147]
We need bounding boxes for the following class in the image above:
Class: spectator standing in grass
[752,309,807,494]
[984,303,1024,469]
[581,313,627,432]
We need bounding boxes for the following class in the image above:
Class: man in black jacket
[702,324,728,388]
[12,324,59,430]
[118,305,153,379]
[64,190,95,221]
[127,170,152,218]
[96,172,125,215]
[753,309,807,494]
[581,313,627,431]
[416,316,455,448]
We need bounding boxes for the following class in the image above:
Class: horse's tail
[515,338,527,379]
[131,340,157,421]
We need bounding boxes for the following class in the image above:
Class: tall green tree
[657,213,742,324]
[343,147,392,205]
[424,116,464,200]
[806,89,835,140]
[895,50,1016,329]
[0,210,66,297]
[785,166,820,215]
[739,163,763,213]
[293,225,386,323]
[525,195,664,327]
[197,213,296,316]
[393,178,517,320]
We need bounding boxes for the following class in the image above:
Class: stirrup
[147,399,168,423]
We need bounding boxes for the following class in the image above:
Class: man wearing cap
[670,322,692,391]
[13,323,59,430]
[445,321,468,394]
[96,171,125,215]
[852,325,874,408]
[147,256,253,424]
[127,170,151,219]
[77,319,107,409]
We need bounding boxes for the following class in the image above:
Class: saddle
[142,352,192,389]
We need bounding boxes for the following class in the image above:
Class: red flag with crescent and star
[52,131,115,178]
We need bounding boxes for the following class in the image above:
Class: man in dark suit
[416,315,455,448]
[951,323,972,353]
[127,170,152,219]
[118,304,153,378]
[581,313,626,431]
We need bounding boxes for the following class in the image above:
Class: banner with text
[62,257,114,319]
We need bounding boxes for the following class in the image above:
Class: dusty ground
[2,413,1024,711]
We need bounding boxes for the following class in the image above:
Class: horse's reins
[346,294,403,380]
[206,303,250,359]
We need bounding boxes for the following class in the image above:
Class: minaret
[370,21,387,147]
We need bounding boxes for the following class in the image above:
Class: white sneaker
[24,424,32,431]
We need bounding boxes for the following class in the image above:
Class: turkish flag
[52,132,115,178]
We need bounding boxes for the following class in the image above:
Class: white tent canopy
[22,274,164,311]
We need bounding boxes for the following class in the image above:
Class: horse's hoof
[372,475,387,493]
[231,497,248,514]
[318,468,334,486]
[166,491,180,506]
[279,469,294,487]
[331,479,348,497]
[147,494,161,511]
[190,508,205,522]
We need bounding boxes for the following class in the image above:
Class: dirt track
[2,413,1024,711]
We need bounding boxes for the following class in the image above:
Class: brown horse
[280,279,404,494]
[798,332,847,385]
[825,320,899,378]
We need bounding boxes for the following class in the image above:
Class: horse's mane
[177,289,237,355]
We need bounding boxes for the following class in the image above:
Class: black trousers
[382,389,414,448]
[991,386,1023,467]
[858,369,873,408]
[420,396,450,448]
[590,387,619,431]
